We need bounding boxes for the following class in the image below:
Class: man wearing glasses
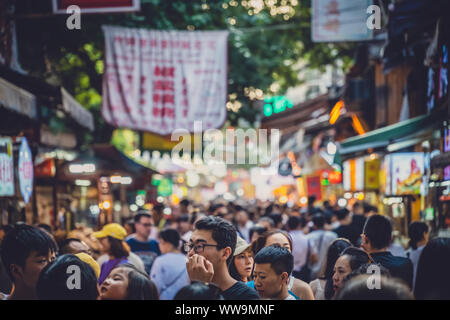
[126,211,161,275]
[185,216,259,300]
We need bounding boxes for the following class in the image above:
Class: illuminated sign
[263,96,293,117]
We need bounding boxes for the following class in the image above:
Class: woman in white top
[309,238,351,300]
[150,228,190,300]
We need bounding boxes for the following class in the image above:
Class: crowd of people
[0,197,449,300]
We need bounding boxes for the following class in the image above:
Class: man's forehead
[28,250,54,258]
[254,263,273,274]
[190,229,214,242]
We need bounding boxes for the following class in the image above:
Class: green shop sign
[263,96,293,117]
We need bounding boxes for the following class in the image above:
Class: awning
[0,77,37,119]
[0,66,94,131]
[61,88,94,132]
[339,111,445,155]
[68,144,159,176]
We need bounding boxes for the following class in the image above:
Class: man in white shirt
[287,216,309,278]
[235,207,253,243]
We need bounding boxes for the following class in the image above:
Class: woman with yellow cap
[93,223,130,284]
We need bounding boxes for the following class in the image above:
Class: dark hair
[252,230,293,256]
[180,199,190,207]
[107,236,129,259]
[322,238,352,300]
[37,224,52,234]
[195,216,237,265]
[114,263,159,300]
[36,254,98,300]
[352,202,362,211]
[408,221,429,250]
[153,204,165,214]
[269,213,282,227]
[159,228,180,249]
[134,211,152,223]
[177,215,190,223]
[254,245,293,275]
[335,275,413,300]
[174,281,224,300]
[362,215,392,250]
[1,224,58,281]
[312,213,326,229]
[249,225,267,242]
[308,196,316,206]
[209,203,225,214]
[287,216,301,230]
[125,219,136,234]
[340,247,371,271]
[414,237,450,300]
[59,238,83,255]
[335,208,350,221]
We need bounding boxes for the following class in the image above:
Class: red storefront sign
[306,176,322,201]
[52,0,140,14]
[35,159,55,178]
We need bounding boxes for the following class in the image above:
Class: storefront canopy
[61,144,159,178]
[339,111,445,155]
[0,76,37,119]
[0,66,94,131]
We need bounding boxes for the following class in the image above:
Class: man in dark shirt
[186,216,259,300]
[333,208,361,246]
[361,214,413,289]
[126,211,161,274]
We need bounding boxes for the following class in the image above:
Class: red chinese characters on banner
[102,26,228,135]
[152,67,175,118]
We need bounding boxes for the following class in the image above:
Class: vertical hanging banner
[102,26,229,135]
[312,0,374,42]
[18,137,34,204]
[0,137,14,196]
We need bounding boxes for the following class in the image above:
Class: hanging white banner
[102,26,229,135]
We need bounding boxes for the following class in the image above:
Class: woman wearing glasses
[150,228,190,300]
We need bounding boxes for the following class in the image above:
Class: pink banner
[102,26,229,135]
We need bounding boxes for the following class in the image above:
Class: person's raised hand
[186,254,214,283]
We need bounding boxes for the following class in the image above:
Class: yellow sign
[364,159,380,190]
[142,132,201,151]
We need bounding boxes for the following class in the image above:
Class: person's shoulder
[125,237,137,244]
[224,282,259,300]
[392,255,413,266]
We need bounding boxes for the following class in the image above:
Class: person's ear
[10,264,23,280]
[281,272,288,284]
[222,247,232,262]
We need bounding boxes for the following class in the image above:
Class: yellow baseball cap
[93,223,127,241]
[75,252,100,279]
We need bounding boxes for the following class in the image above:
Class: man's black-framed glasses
[184,242,219,253]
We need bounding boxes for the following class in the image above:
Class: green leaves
[15,0,353,144]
